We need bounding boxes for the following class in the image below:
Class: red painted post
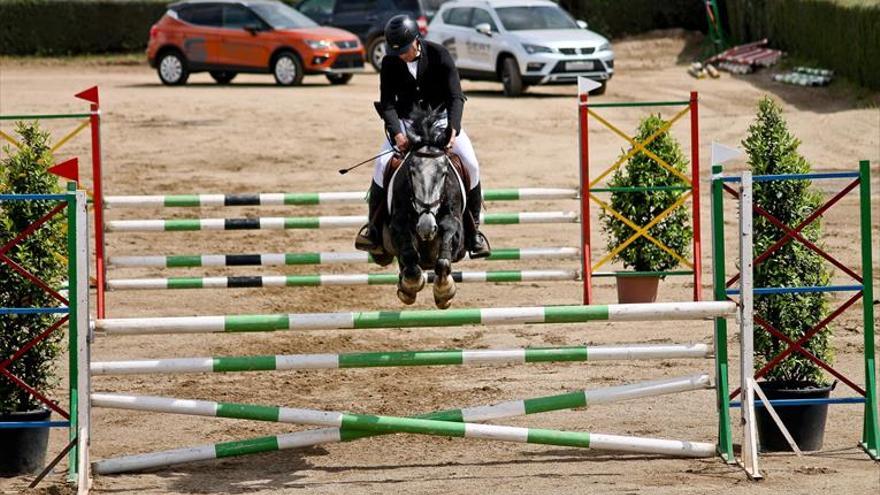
[689,91,702,301]
[578,92,592,304]
[89,95,106,318]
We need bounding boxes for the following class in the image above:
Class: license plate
[566,61,594,71]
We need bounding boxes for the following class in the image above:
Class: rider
[355,14,491,259]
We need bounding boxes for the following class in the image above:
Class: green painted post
[858,160,879,459]
[710,165,735,462]
[65,183,79,480]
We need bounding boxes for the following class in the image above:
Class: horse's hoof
[433,278,456,309]
[434,296,453,309]
[397,289,417,305]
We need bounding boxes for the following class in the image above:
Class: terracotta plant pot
[615,275,660,304]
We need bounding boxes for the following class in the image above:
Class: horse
[378,107,468,309]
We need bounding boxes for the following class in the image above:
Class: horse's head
[405,107,450,242]
[405,106,448,150]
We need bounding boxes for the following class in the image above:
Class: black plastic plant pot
[755,381,834,452]
[0,408,51,476]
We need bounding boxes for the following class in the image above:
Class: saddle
[382,150,470,194]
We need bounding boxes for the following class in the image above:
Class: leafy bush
[743,96,832,386]
[0,122,67,413]
[599,114,692,273]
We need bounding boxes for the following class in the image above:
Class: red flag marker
[49,158,79,182]
[74,86,99,105]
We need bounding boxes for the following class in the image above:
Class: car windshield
[495,6,578,31]
[251,2,318,29]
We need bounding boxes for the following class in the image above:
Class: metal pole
[710,163,735,462]
[74,188,92,490]
[578,88,592,304]
[738,172,761,478]
[858,160,879,459]
[690,92,702,301]
[65,184,78,481]
[88,97,106,319]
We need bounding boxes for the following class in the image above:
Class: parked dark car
[296,0,428,71]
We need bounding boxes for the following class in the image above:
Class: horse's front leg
[392,223,424,305]
[433,216,462,309]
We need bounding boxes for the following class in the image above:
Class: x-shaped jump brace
[1,85,100,305]
[587,105,696,272]
[0,201,72,421]
[723,179,865,398]
[0,117,88,156]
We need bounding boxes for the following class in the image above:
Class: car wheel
[326,73,353,85]
[590,81,607,95]
[272,51,304,86]
[367,36,386,72]
[157,50,189,86]
[210,71,237,84]
[501,57,524,97]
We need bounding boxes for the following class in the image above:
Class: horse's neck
[387,162,410,214]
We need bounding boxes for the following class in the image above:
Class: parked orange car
[147,0,365,86]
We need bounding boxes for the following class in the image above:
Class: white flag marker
[711,142,743,165]
[577,76,603,95]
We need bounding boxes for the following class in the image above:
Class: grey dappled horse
[380,108,467,308]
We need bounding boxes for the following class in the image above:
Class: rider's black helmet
[385,15,420,56]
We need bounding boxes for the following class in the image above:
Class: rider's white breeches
[373,118,480,189]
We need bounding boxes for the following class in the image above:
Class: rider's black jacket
[378,40,465,136]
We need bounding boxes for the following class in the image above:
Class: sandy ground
[1,31,879,494]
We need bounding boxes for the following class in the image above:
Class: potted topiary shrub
[743,96,834,451]
[0,122,67,475]
[599,114,692,303]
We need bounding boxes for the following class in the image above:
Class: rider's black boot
[466,183,491,259]
[355,182,392,264]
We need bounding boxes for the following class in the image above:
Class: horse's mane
[406,107,447,149]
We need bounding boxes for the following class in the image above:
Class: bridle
[405,142,451,218]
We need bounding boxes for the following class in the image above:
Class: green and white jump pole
[105,269,580,291]
[93,301,736,335]
[91,343,711,375]
[105,211,578,232]
[104,187,579,208]
[91,373,713,474]
[107,247,581,268]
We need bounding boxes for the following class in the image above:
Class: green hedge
[560,0,707,38]
[1,0,703,55]
[724,0,880,89]
[4,0,878,90]
[0,0,170,55]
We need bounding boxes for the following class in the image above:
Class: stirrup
[355,224,379,252]
[468,231,491,259]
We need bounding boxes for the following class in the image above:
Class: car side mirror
[244,24,264,35]
[576,20,588,29]
[475,23,492,36]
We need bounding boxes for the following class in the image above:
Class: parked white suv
[426,0,613,96]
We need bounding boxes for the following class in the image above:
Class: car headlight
[522,43,553,54]
[306,39,333,49]
[598,42,611,52]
